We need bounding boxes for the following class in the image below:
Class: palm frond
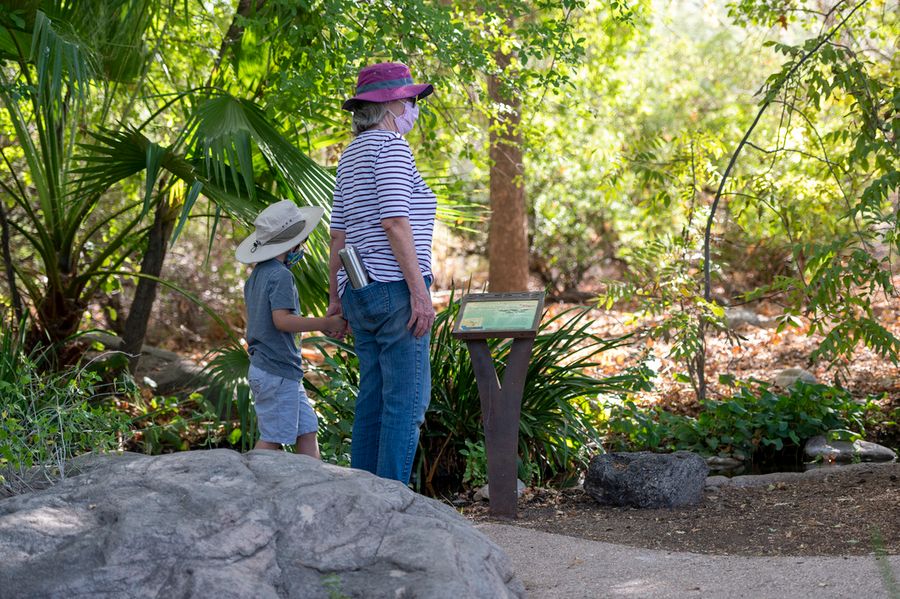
[189,94,337,313]
[30,11,94,110]
[191,95,336,210]
[0,25,32,60]
[73,127,149,197]
[201,343,255,451]
[73,125,269,226]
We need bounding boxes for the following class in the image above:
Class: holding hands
[325,302,349,338]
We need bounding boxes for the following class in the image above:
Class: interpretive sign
[452,292,544,339]
[451,291,545,518]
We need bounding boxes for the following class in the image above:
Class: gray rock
[725,307,773,329]
[773,367,818,389]
[727,471,805,488]
[704,475,729,489]
[708,462,899,489]
[0,450,524,598]
[474,479,526,502]
[805,435,897,463]
[583,451,709,508]
[86,332,205,394]
[706,456,743,469]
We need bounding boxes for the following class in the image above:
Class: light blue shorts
[248,365,318,445]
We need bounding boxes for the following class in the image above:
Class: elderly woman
[327,62,437,484]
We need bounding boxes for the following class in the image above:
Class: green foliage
[0,4,338,356]
[604,381,875,461]
[304,337,358,467]
[0,313,129,493]
[731,0,900,367]
[460,439,489,488]
[126,392,220,455]
[581,0,899,396]
[200,342,255,452]
[418,297,650,492]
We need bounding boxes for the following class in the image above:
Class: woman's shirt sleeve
[330,177,345,231]
[373,137,415,220]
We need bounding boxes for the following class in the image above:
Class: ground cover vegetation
[0,0,896,496]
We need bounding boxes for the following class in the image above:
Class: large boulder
[584,451,709,508]
[0,450,524,598]
[805,435,897,463]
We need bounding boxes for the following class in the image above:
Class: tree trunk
[122,198,176,372]
[487,48,529,293]
[0,197,23,323]
[210,0,266,80]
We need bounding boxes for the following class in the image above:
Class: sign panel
[452,292,545,339]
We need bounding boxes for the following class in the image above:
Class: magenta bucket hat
[342,62,433,111]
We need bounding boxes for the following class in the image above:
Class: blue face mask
[284,247,305,268]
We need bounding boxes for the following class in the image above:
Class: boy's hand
[324,310,348,338]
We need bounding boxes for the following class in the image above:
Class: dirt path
[462,463,900,557]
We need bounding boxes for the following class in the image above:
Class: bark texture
[488,47,529,293]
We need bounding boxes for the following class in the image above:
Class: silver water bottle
[339,245,369,289]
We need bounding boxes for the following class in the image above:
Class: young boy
[236,200,345,457]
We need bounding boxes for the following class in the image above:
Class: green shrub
[0,316,130,493]
[304,337,357,467]
[459,439,488,488]
[201,343,256,451]
[603,380,874,461]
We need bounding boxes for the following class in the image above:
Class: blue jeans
[341,277,431,484]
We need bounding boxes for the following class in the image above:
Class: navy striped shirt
[331,130,437,296]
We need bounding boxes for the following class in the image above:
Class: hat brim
[235,206,325,264]
[342,83,433,112]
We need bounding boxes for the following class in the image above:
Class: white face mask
[388,101,419,136]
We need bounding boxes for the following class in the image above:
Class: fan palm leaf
[2,5,337,350]
[74,97,335,312]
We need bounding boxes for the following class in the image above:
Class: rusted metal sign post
[452,291,545,518]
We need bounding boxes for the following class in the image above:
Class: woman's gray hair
[351,101,388,135]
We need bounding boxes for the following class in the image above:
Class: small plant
[304,337,358,467]
[202,342,256,451]
[459,439,488,488]
[603,380,875,464]
[321,574,349,599]
[0,314,130,494]
[125,392,219,454]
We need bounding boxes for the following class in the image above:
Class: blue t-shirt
[244,259,302,381]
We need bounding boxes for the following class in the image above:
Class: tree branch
[702,0,869,302]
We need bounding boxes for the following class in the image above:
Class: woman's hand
[380,216,434,338]
[408,289,435,338]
